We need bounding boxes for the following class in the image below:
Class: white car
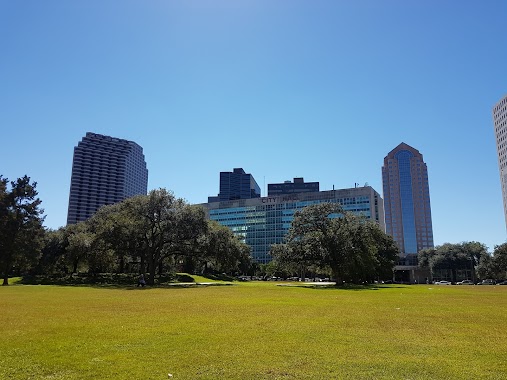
[457,280,474,285]
[434,280,451,285]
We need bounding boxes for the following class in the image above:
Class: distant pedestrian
[137,274,146,287]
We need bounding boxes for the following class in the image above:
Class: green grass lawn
[1,282,507,380]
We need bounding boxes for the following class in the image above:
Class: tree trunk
[149,264,156,286]
[332,268,343,286]
[2,260,12,285]
[140,254,145,275]
[147,250,158,286]
[119,255,125,273]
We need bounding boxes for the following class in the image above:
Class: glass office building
[203,186,384,263]
[382,142,434,268]
[208,168,261,203]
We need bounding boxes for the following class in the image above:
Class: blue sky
[1,1,506,251]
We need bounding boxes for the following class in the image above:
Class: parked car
[456,280,474,285]
[434,280,451,285]
[479,279,496,285]
[497,280,507,285]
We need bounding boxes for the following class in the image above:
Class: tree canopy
[0,175,45,285]
[418,242,489,282]
[272,203,399,284]
[31,188,253,285]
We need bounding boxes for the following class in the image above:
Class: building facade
[208,168,261,203]
[67,132,148,224]
[203,186,384,264]
[268,177,319,196]
[382,143,434,277]
[493,94,507,231]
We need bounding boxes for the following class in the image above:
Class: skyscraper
[208,168,261,202]
[493,94,507,230]
[67,132,148,224]
[382,143,434,265]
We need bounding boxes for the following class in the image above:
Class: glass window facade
[204,188,384,264]
[395,150,418,254]
[382,143,434,259]
[209,168,261,202]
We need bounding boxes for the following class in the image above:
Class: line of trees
[418,242,507,282]
[1,177,253,286]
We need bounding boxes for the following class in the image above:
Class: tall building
[382,143,434,269]
[208,168,261,202]
[493,94,507,230]
[268,177,319,195]
[67,132,148,224]
[203,186,384,264]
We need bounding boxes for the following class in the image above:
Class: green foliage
[36,228,67,274]
[492,243,507,279]
[418,242,489,281]
[35,188,252,284]
[200,220,252,275]
[0,175,45,285]
[272,203,398,283]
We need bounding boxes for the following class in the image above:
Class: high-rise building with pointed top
[493,94,507,231]
[382,143,434,267]
[67,132,148,224]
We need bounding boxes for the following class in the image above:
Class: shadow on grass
[279,283,409,291]
[16,273,237,291]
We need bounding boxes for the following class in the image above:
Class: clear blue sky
[1,1,506,251]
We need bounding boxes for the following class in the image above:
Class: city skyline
[1,2,505,251]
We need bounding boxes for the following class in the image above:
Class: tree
[477,252,494,280]
[200,221,252,275]
[88,202,143,274]
[118,189,209,285]
[272,203,398,284]
[418,242,489,282]
[0,176,45,285]
[36,228,68,275]
[63,222,95,274]
[492,243,507,279]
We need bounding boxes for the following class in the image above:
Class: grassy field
[1,281,507,380]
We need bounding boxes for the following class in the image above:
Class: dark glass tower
[67,132,148,224]
[382,143,433,262]
[208,168,261,202]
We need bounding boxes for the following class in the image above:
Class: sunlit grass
[1,283,507,379]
